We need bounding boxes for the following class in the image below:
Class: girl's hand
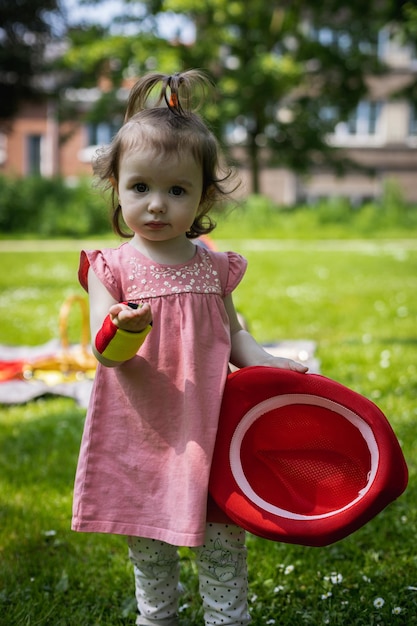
[109,302,153,333]
[264,355,308,373]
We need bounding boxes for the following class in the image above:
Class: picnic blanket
[0,338,319,408]
[0,295,96,408]
[0,295,320,408]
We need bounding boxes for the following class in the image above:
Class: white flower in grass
[178,604,189,613]
[373,597,385,608]
[274,585,284,593]
[325,572,343,584]
[392,606,403,615]
[284,565,294,575]
[266,620,276,624]
[362,575,371,583]
[321,592,332,600]
[250,594,258,603]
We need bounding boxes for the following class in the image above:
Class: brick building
[1,25,416,203]
[240,26,417,204]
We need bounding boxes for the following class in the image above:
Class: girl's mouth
[146,221,168,229]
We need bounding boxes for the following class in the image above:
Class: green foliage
[0,235,416,624]
[214,193,417,240]
[59,26,179,118]
[61,0,412,193]
[0,175,111,238]
[0,0,64,120]
[155,0,380,183]
[1,174,416,240]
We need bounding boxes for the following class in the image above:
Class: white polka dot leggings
[127,523,251,626]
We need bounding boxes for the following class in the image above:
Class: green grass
[0,229,416,624]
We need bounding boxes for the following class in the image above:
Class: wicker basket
[23,295,97,381]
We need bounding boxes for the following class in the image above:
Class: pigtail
[124,69,214,121]
[164,73,186,115]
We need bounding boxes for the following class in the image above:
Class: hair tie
[169,92,179,108]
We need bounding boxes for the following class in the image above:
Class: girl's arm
[224,294,308,373]
[87,267,152,367]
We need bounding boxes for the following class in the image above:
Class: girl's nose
[147,193,166,214]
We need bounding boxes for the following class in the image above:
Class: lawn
[0,234,416,625]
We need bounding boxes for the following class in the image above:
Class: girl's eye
[170,186,185,196]
[134,183,148,193]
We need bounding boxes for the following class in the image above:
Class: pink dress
[72,242,247,547]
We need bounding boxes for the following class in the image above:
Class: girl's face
[117,143,203,246]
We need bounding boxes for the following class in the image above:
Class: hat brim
[209,367,408,547]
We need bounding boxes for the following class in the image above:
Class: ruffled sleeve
[223,251,247,296]
[78,249,123,301]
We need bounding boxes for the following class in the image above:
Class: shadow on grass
[0,399,134,624]
[0,399,83,489]
[1,396,416,625]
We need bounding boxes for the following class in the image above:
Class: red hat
[209,367,408,547]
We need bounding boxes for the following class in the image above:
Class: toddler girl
[72,69,307,626]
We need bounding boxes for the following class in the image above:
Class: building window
[86,122,119,146]
[0,133,6,165]
[78,121,121,164]
[27,135,42,175]
[346,101,382,136]
[409,104,417,136]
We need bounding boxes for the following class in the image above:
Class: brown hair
[93,70,238,239]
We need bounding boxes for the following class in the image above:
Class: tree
[62,0,408,193]
[57,17,180,127]
[0,0,65,122]
[386,1,417,106]
[139,0,395,192]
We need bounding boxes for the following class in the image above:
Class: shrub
[0,175,110,237]
[1,175,416,239]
